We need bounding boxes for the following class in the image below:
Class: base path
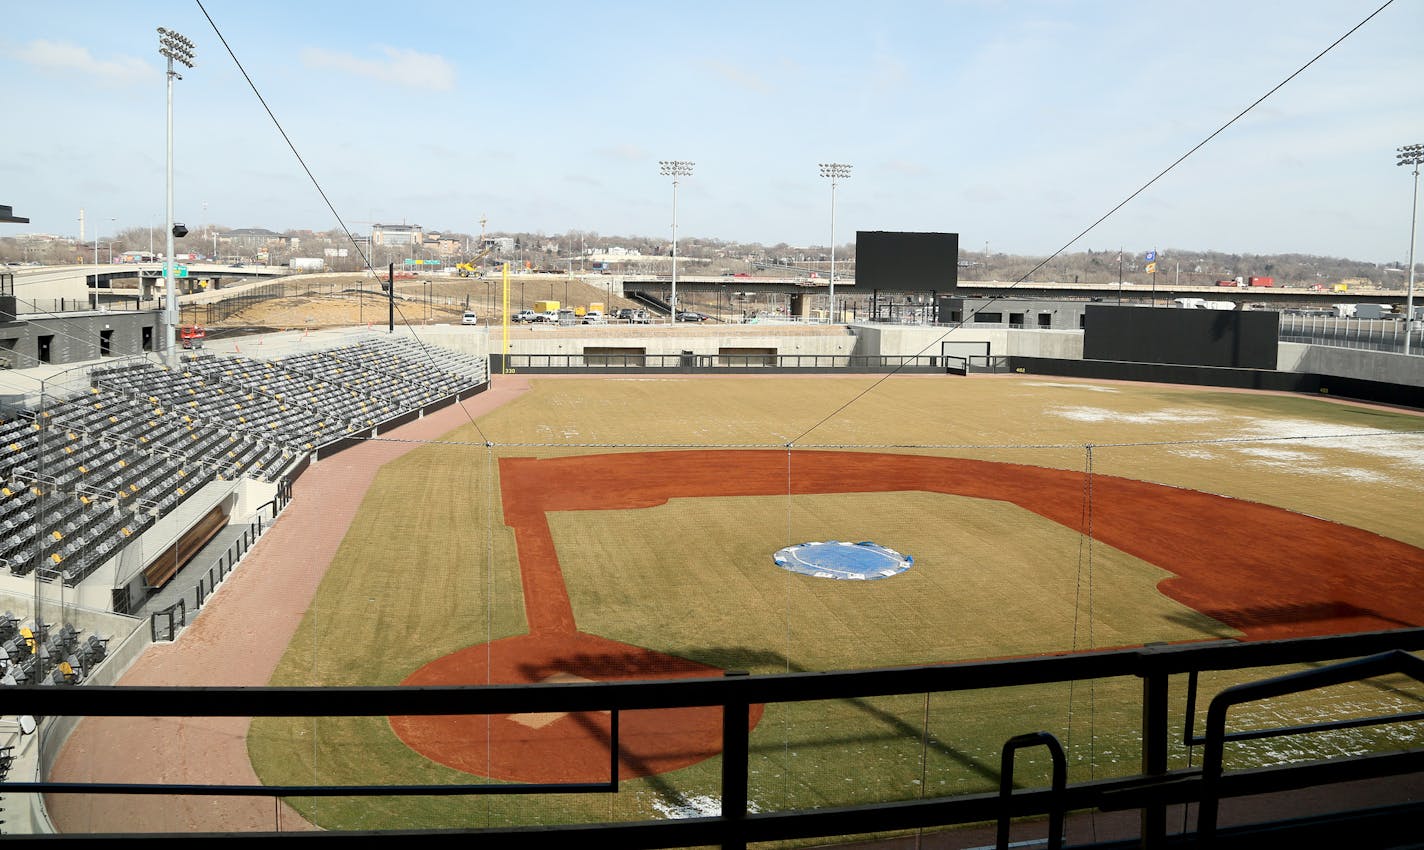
[46,376,532,834]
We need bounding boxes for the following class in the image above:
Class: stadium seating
[0,338,488,591]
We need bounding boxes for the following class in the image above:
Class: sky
[2,0,1422,263]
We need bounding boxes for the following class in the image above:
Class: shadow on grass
[519,643,1004,800]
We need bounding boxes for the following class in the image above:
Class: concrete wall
[1278,342,1424,387]
[502,329,857,359]
[940,297,1088,331]
[0,311,158,369]
[1007,330,1085,360]
[856,324,1008,358]
[854,324,1085,361]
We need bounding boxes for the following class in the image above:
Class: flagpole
[1117,248,1123,305]
[1151,247,1158,306]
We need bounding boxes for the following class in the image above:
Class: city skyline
[2,1,1422,263]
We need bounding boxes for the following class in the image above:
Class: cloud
[300,45,455,91]
[702,60,771,94]
[596,144,649,162]
[12,40,153,84]
[884,159,930,177]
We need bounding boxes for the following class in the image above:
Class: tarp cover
[772,540,913,581]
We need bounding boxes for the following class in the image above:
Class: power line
[788,0,1398,445]
[194,0,491,445]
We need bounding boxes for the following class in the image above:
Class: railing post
[721,670,750,850]
[1140,645,1170,849]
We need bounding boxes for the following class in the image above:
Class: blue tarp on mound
[772,541,913,581]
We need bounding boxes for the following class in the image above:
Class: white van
[461,311,478,326]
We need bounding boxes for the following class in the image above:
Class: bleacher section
[0,610,108,688]
[0,336,488,592]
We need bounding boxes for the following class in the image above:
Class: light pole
[92,223,100,310]
[158,26,195,365]
[819,162,851,323]
[1398,143,1422,356]
[659,160,693,322]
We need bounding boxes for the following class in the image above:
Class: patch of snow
[1047,406,1217,425]
[1025,382,1121,393]
[650,793,761,819]
[1232,446,1314,461]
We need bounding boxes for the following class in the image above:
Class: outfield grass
[249,374,1424,830]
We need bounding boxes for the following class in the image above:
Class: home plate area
[390,631,764,783]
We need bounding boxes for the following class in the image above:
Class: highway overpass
[5,263,289,313]
[620,275,1410,307]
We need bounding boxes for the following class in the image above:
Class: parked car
[676,311,710,322]
[513,309,537,323]
[615,308,650,323]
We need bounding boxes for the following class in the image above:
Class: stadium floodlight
[819,163,852,323]
[1398,143,1422,356]
[659,160,694,322]
[158,27,196,365]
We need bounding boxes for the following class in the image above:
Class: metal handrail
[9,627,1424,848]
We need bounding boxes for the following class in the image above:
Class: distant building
[482,236,516,253]
[372,223,423,247]
[224,228,290,255]
[423,233,462,257]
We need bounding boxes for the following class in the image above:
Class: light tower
[1398,143,1422,356]
[158,27,195,364]
[819,162,852,323]
[659,160,694,321]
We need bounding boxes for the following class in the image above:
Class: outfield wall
[853,324,1083,360]
[1011,356,1424,409]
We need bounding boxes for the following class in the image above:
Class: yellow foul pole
[501,262,512,373]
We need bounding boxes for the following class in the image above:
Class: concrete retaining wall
[1279,342,1424,387]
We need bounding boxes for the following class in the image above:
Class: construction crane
[455,215,493,277]
[455,246,493,277]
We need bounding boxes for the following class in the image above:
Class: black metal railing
[13,627,1424,847]
[1278,314,1418,354]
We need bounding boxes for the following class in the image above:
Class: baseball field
[240,373,1424,833]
